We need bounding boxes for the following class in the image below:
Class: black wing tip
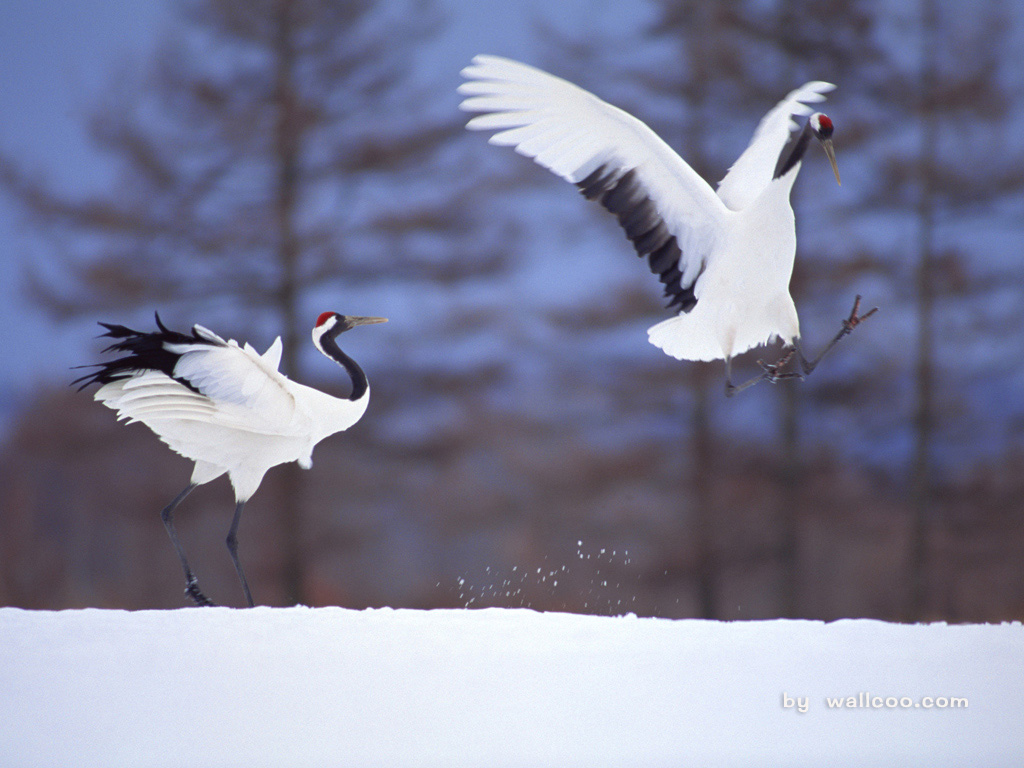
[71,360,125,391]
[70,364,101,391]
[97,312,173,335]
[96,320,136,338]
[575,165,612,200]
[154,311,172,334]
[666,284,698,312]
[577,164,701,315]
[78,311,201,392]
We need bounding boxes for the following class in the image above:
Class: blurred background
[1,0,1022,621]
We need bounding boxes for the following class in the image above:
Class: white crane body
[648,171,801,362]
[93,327,369,500]
[459,55,866,394]
[77,311,385,605]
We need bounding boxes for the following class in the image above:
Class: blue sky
[1,1,170,411]
[0,0,647,416]
[2,0,1022,469]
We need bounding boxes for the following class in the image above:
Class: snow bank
[1,607,1020,766]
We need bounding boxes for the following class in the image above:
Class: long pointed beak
[347,316,388,326]
[821,139,841,185]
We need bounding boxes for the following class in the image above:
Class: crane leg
[797,295,878,375]
[724,296,877,397]
[225,500,255,607]
[725,350,800,397]
[160,484,215,607]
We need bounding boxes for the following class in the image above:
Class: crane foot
[185,577,215,607]
[757,349,801,384]
[842,295,878,334]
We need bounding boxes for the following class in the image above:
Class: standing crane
[459,55,875,395]
[75,311,387,607]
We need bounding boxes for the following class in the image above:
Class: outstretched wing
[84,319,300,436]
[161,327,298,433]
[459,54,729,313]
[716,81,835,211]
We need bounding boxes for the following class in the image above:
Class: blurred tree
[859,0,1024,620]
[0,0,507,605]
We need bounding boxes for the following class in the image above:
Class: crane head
[315,312,388,338]
[809,113,840,185]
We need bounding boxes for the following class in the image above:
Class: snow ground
[1,607,1021,767]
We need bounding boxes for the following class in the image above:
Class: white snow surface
[1,607,1021,767]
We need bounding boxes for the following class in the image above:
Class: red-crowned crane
[459,55,874,395]
[75,311,387,607]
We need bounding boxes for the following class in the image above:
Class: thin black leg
[797,295,878,375]
[225,500,255,607]
[160,484,214,607]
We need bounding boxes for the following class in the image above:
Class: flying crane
[459,55,874,395]
[76,311,387,606]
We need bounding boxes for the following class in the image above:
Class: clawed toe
[185,577,215,607]
[757,349,800,383]
[843,295,879,333]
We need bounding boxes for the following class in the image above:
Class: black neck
[773,121,813,181]
[320,333,368,401]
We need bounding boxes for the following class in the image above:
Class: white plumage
[97,324,365,498]
[459,55,863,394]
[77,311,386,606]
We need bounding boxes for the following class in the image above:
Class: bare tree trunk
[777,379,801,618]
[681,1,717,619]
[774,2,801,620]
[273,0,307,606]
[909,0,939,621]
[690,364,716,619]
